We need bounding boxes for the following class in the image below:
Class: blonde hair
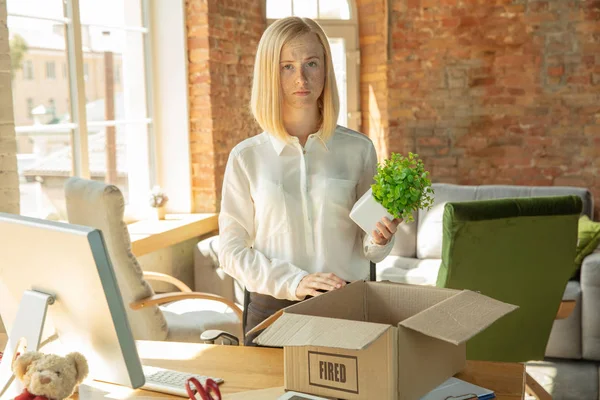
[251,17,339,143]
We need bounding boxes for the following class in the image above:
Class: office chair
[64,177,242,343]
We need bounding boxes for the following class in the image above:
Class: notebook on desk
[420,377,495,400]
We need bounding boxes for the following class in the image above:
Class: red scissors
[185,377,222,400]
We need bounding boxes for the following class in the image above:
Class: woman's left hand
[372,217,402,246]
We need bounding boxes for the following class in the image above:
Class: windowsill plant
[148,185,169,220]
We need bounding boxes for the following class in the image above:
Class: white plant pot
[349,188,394,235]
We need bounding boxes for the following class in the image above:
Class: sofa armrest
[581,251,600,360]
[581,252,600,286]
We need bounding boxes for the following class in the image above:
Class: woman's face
[279,33,325,110]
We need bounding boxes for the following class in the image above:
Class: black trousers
[243,291,299,346]
[242,262,376,346]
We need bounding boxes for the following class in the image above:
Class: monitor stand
[0,290,54,397]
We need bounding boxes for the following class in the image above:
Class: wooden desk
[0,336,524,399]
[128,213,218,256]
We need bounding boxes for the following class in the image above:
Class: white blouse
[218,125,395,301]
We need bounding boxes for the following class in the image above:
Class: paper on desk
[420,377,495,400]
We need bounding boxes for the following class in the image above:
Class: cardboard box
[254,281,517,400]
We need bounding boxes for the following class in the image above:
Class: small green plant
[371,152,434,222]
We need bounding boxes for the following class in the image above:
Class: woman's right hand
[296,272,347,298]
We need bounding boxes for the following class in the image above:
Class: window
[114,64,121,85]
[45,61,56,79]
[48,98,56,120]
[23,60,33,79]
[266,0,359,130]
[266,0,351,20]
[8,0,154,220]
[26,98,34,118]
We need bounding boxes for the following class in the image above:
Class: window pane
[85,125,134,196]
[84,28,147,122]
[319,0,350,19]
[293,0,318,18]
[266,0,292,19]
[9,16,72,219]
[80,0,143,28]
[84,31,148,202]
[319,0,351,19]
[83,29,149,205]
[82,2,150,208]
[7,0,64,20]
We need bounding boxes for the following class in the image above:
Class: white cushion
[389,213,418,258]
[376,256,442,286]
[416,203,445,259]
[161,299,243,343]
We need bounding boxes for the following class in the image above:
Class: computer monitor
[0,212,145,395]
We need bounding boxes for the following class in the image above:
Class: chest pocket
[253,180,290,240]
[325,178,357,232]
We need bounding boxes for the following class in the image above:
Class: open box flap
[246,280,367,338]
[399,290,518,345]
[255,313,391,350]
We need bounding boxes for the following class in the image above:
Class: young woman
[218,16,401,345]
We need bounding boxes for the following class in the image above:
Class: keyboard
[141,365,224,397]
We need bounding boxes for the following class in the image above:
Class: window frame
[23,59,34,80]
[8,0,159,217]
[45,61,56,79]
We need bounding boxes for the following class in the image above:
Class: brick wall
[385,0,600,217]
[358,0,392,159]
[186,0,264,212]
[0,0,19,215]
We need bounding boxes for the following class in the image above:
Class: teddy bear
[12,351,89,400]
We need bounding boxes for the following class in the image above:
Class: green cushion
[575,215,600,265]
[436,195,582,362]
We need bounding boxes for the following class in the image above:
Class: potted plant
[350,152,434,234]
[148,185,169,220]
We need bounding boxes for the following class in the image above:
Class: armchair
[64,177,242,343]
[377,183,600,361]
[436,196,582,400]
[436,195,582,362]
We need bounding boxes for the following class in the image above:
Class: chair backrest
[436,195,582,362]
[417,183,592,260]
[64,177,168,341]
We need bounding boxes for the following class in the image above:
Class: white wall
[149,0,192,213]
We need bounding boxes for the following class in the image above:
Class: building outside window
[7,0,154,220]
[45,61,56,79]
[22,60,34,80]
[26,98,34,118]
